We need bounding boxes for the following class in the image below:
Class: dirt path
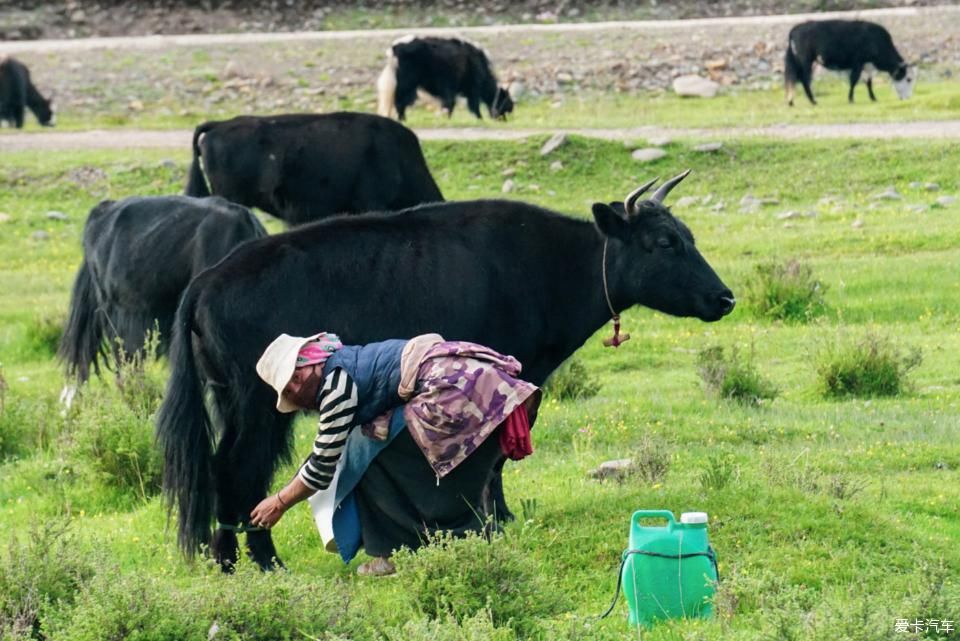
[3,120,960,152]
[1,5,956,55]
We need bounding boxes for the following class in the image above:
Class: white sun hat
[256,332,328,413]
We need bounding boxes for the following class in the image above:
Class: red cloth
[499,404,533,461]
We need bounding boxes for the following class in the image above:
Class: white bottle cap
[680,512,708,524]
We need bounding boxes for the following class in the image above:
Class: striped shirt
[298,367,358,491]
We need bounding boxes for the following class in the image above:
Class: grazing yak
[0,57,54,128]
[785,20,917,106]
[58,196,266,401]
[156,170,736,570]
[377,35,514,121]
[185,112,444,226]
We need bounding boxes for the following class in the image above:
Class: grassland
[2,136,959,639]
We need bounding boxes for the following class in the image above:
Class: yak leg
[212,389,291,571]
[848,65,863,103]
[866,77,877,102]
[466,93,483,119]
[394,69,419,121]
[799,63,817,105]
[489,460,515,522]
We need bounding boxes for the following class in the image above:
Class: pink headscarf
[295,332,342,368]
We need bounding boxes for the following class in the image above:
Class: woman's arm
[249,475,314,528]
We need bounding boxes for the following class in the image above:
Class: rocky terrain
[0,0,950,40]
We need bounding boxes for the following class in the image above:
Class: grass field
[2,135,959,640]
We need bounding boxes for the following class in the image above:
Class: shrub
[394,530,569,637]
[699,451,737,491]
[696,344,778,405]
[383,611,516,641]
[742,259,827,322]
[24,313,65,358]
[632,435,671,484]
[0,384,65,460]
[543,358,601,401]
[43,559,348,641]
[0,520,96,641]
[815,332,922,398]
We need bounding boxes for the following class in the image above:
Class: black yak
[156,170,735,570]
[785,20,917,105]
[0,57,54,128]
[184,112,444,226]
[377,36,513,121]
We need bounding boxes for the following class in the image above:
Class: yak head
[891,62,917,100]
[490,86,514,121]
[591,170,735,322]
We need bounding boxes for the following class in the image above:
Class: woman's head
[256,332,342,412]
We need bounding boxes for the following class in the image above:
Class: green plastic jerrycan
[620,510,718,627]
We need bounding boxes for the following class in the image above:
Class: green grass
[2,137,959,639]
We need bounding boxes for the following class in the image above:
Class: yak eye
[657,237,672,249]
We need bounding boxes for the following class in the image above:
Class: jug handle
[631,510,676,528]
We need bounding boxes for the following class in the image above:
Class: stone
[674,196,700,208]
[851,218,864,229]
[550,160,563,172]
[647,135,672,146]
[45,210,68,221]
[501,167,516,177]
[631,148,666,163]
[589,458,637,482]
[693,142,723,152]
[0,213,11,223]
[871,187,902,200]
[159,159,178,169]
[925,183,940,191]
[705,58,728,71]
[501,179,515,193]
[31,230,50,241]
[776,210,799,220]
[907,204,929,214]
[672,74,719,98]
[128,99,144,112]
[540,133,566,156]
[936,195,956,207]
[507,80,526,100]
[556,71,574,84]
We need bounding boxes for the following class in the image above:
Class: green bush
[815,332,922,398]
[0,381,65,460]
[543,358,601,401]
[699,451,737,491]
[742,259,827,322]
[24,313,65,358]
[43,559,347,641]
[697,344,778,405]
[383,611,516,641]
[0,520,96,641]
[394,530,569,637]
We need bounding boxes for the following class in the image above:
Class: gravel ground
[0,5,957,126]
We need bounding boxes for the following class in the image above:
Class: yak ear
[592,202,630,240]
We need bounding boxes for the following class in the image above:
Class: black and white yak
[185,112,444,226]
[0,57,54,128]
[377,35,514,121]
[785,20,917,106]
[58,196,266,404]
[155,170,736,570]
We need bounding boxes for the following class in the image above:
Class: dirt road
[2,119,960,153]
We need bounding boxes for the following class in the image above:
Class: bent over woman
[250,332,540,575]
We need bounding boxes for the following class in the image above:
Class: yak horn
[651,169,692,204]
[623,178,659,216]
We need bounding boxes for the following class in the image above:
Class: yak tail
[185,122,214,197]
[377,51,398,119]
[784,40,802,104]
[155,280,213,558]
[57,260,104,385]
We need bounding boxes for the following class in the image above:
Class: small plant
[697,344,778,405]
[633,435,671,484]
[24,313,65,358]
[543,358,601,401]
[742,258,827,322]
[0,520,96,641]
[815,332,922,398]
[113,329,164,419]
[699,451,736,491]
[827,473,867,501]
[394,530,569,636]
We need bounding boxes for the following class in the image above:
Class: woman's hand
[250,494,288,529]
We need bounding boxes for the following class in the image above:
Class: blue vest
[321,338,407,426]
